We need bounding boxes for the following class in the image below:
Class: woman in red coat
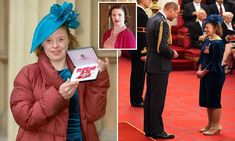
[102,4,136,49]
[10,2,110,141]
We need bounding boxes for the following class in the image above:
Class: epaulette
[157,21,163,53]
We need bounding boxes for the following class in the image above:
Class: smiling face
[204,23,215,37]
[111,8,125,27]
[41,26,69,64]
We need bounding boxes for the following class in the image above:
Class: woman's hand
[59,78,79,100]
[97,58,109,72]
[196,70,202,78]
[199,34,207,41]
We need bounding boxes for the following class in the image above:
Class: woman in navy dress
[197,14,226,136]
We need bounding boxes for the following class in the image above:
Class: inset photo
[98,2,137,50]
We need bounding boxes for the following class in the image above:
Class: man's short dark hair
[164,2,178,11]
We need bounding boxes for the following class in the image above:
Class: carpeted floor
[119,121,155,141]
[118,57,235,141]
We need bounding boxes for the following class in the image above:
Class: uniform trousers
[144,73,169,135]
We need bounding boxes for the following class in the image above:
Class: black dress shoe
[131,101,144,107]
[152,132,175,139]
[145,133,151,137]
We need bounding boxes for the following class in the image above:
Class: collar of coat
[37,51,75,90]
[158,11,167,21]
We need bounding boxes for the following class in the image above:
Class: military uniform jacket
[145,12,174,74]
[129,6,148,56]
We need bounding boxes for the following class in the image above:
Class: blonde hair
[198,9,206,15]
[223,12,234,19]
[35,25,78,57]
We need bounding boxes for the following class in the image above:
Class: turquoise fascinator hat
[30,2,80,53]
[203,14,223,27]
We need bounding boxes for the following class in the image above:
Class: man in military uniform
[129,0,152,107]
[144,1,179,139]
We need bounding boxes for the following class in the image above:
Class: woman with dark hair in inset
[102,4,136,49]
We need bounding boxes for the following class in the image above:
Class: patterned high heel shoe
[203,126,222,136]
[199,125,211,133]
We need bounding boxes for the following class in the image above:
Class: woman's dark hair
[35,25,78,57]
[108,4,130,24]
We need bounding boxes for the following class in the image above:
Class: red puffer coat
[10,51,110,141]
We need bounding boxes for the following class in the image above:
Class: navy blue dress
[198,38,225,108]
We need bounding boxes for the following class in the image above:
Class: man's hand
[141,56,147,62]
[196,69,207,79]
[192,11,198,16]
